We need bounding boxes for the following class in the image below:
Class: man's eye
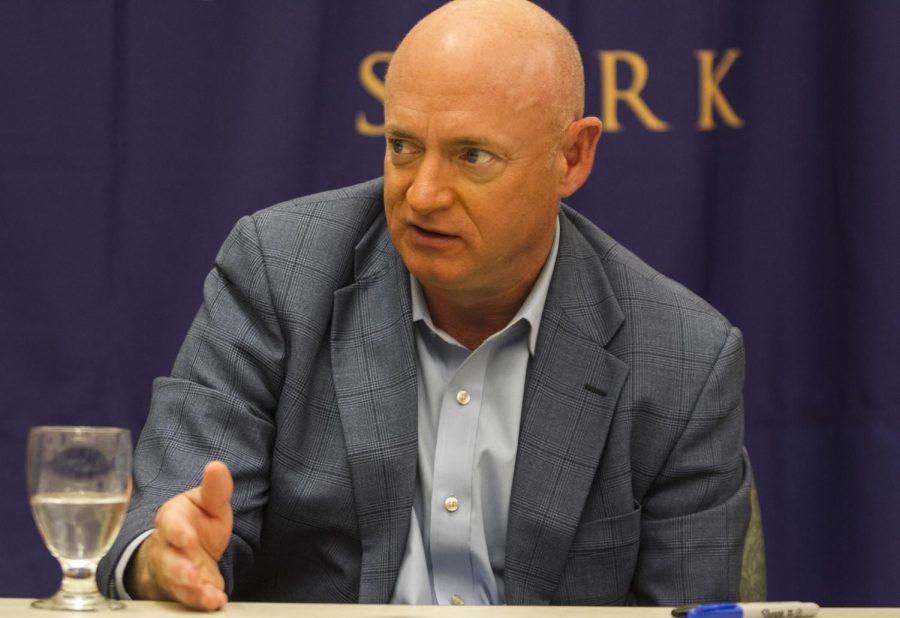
[462,148,493,164]
[389,139,414,155]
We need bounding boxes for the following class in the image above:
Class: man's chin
[405,264,472,294]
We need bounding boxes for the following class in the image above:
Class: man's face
[383,55,565,301]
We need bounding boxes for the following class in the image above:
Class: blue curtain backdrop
[1,0,897,606]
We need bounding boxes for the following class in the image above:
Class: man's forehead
[385,88,544,134]
[390,48,557,116]
[384,106,507,144]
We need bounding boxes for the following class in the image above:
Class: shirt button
[450,594,465,606]
[444,495,460,512]
[456,389,470,405]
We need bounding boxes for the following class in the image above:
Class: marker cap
[687,603,744,618]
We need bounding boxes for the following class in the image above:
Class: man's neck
[421,278,535,351]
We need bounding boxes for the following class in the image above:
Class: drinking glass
[27,426,132,611]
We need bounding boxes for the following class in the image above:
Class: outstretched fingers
[152,540,227,610]
[139,461,235,611]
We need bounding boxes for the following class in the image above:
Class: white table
[2,600,899,618]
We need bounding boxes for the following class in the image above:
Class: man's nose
[406,154,454,213]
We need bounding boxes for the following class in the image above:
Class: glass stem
[59,566,102,604]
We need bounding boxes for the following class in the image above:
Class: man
[99,0,750,610]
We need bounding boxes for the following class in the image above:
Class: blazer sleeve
[98,214,283,598]
[631,325,752,605]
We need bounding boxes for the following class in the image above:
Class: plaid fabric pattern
[98,178,750,605]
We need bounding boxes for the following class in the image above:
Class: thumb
[198,461,233,518]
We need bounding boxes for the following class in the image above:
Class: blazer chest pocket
[554,503,642,605]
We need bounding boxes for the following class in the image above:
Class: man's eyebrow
[451,136,493,147]
[383,127,502,151]
[383,126,417,140]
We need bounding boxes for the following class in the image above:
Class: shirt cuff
[114,529,155,600]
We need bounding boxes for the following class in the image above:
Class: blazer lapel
[505,212,630,604]
[331,217,418,603]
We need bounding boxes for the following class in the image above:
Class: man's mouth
[406,223,459,248]
[411,223,452,238]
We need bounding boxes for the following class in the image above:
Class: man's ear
[557,117,602,198]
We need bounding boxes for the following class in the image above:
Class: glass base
[32,567,125,611]
[32,594,125,611]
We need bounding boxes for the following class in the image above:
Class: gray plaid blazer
[98,178,750,606]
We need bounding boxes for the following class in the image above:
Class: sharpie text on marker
[685,602,820,618]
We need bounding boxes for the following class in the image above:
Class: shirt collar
[410,216,560,356]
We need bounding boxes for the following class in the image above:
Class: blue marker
[685,602,820,618]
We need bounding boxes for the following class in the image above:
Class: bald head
[385,0,585,134]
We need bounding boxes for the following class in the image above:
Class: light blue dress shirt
[391,219,560,606]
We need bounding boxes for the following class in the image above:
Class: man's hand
[126,461,234,611]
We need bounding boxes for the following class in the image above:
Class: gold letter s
[355,51,393,136]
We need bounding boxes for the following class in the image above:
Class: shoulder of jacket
[559,204,734,335]
[223,178,385,262]
[251,177,384,232]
